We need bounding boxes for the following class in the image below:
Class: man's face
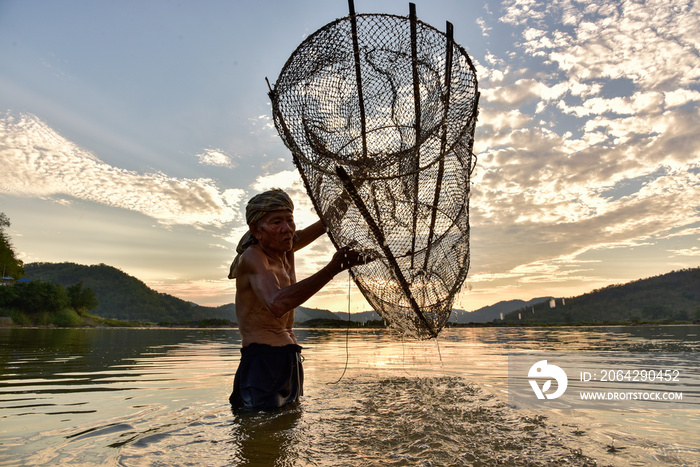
[252,210,296,253]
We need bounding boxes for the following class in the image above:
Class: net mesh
[270,9,479,339]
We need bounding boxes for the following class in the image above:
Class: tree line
[0,280,99,325]
[0,212,100,325]
[1,212,24,279]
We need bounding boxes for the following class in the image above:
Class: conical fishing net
[269,4,479,339]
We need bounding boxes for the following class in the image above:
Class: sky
[1,0,698,314]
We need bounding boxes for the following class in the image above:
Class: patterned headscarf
[228,189,295,279]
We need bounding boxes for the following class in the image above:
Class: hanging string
[401,334,412,376]
[328,271,352,385]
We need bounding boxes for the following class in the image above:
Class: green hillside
[501,268,700,325]
[21,263,700,327]
[24,262,235,324]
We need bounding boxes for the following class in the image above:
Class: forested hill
[24,262,235,323]
[502,268,700,325]
[23,263,700,326]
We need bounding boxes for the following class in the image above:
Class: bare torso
[235,244,298,347]
[232,213,359,348]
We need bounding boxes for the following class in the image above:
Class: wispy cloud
[196,148,237,169]
[476,17,491,37]
[0,112,246,226]
[669,246,700,257]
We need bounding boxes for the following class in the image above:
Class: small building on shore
[1,276,30,286]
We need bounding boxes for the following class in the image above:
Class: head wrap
[228,189,295,279]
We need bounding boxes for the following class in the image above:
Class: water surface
[1,326,698,466]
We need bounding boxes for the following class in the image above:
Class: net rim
[271,11,478,97]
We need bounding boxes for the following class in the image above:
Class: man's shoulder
[237,245,264,275]
[239,244,287,271]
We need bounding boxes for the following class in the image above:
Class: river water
[1,325,698,466]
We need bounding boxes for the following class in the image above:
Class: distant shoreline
[2,318,698,330]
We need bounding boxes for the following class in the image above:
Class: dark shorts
[230,343,304,411]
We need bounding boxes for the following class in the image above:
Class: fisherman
[228,188,367,411]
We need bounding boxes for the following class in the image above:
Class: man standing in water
[228,189,366,411]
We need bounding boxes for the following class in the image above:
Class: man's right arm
[246,247,369,319]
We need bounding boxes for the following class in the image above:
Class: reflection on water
[230,405,303,466]
[0,326,698,466]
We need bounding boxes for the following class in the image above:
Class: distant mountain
[294,306,340,323]
[332,310,382,322]
[24,262,235,323]
[502,268,700,325]
[449,297,553,323]
[326,298,553,325]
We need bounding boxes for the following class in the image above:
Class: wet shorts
[230,343,304,411]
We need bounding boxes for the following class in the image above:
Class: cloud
[0,112,246,226]
[559,92,665,118]
[480,78,547,108]
[476,17,492,37]
[664,89,700,108]
[196,148,237,168]
[505,0,700,89]
[669,246,700,257]
[469,0,700,288]
[471,159,700,273]
[251,170,301,192]
[475,3,699,194]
